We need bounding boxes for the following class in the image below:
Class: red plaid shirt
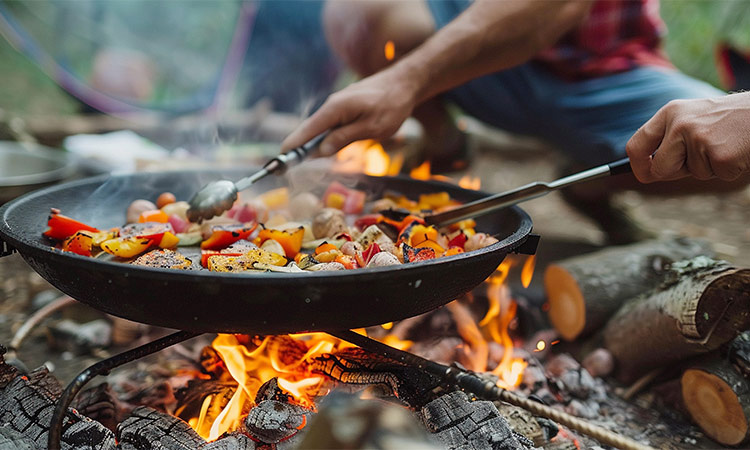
[535,0,672,79]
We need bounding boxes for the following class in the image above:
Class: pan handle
[1,237,16,258]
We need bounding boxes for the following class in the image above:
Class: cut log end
[682,368,748,446]
[545,264,585,341]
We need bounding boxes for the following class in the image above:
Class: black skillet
[0,169,535,334]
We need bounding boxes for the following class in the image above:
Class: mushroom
[366,252,400,267]
[306,262,346,271]
[312,208,347,239]
[340,241,364,257]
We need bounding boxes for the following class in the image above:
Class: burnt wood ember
[311,348,442,408]
[544,237,712,341]
[241,378,313,445]
[603,257,750,383]
[0,361,116,449]
[73,383,126,432]
[420,390,532,450]
[116,406,204,450]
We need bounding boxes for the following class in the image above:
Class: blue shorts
[427,0,724,165]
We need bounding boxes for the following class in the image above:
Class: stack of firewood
[544,236,750,447]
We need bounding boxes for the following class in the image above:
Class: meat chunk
[131,248,192,270]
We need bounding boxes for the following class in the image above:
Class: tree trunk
[603,257,750,383]
[681,356,750,446]
[545,237,712,341]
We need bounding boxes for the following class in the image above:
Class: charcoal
[420,390,529,450]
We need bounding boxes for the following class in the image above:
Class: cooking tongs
[187,132,328,222]
[425,157,632,227]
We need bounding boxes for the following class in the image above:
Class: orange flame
[458,175,481,190]
[521,254,536,288]
[384,40,395,61]
[192,331,413,440]
[410,161,431,180]
[336,139,402,177]
[483,261,528,388]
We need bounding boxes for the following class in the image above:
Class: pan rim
[0,169,533,280]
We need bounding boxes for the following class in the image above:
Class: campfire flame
[187,141,535,439]
[191,330,412,440]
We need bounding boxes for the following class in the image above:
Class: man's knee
[323,0,434,76]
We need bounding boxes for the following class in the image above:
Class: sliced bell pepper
[444,247,464,257]
[418,191,451,209]
[404,224,439,247]
[315,242,338,255]
[449,218,477,232]
[101,236,154,258]
[335,254,358,269]
[402,243,436,263]
[157,231,180,248]
[415,239,445,255]
[62,231,94,256]
[355,242,381,267]
[323,181,366,214]
[138,209,170,223]
[354,214,382,232]
[201,222,258,250]
[256,227,304,258]
[43,209,100,241]
[448,231,468,249]
[257,187,289,210]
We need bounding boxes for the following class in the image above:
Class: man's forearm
[393,0,593,103]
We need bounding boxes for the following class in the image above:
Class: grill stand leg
[330,329,655,450]
[48,330,200,450]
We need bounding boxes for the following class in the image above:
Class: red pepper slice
[201,222,258,250]
[43,209,100,241]
[354,214,381,232]
[356,242,381,267]
[448,232,468,249]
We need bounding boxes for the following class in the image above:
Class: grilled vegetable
[201,222,258,250]
[62,231,94,256]
[256,227,304,258]
[131,248,192,270]
[207,249,287,272]
[43,209,100,241]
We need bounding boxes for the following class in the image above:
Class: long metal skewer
[332,329,655,450]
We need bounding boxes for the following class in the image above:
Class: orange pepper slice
[315,242,338,255]
[256,227,304,258]
[138,209,169,223]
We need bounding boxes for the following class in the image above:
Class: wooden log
[603,257,750,383]
[116,406,205,450]
[545,237,712,341]
[681,356,750,446]
[420,390,532,449]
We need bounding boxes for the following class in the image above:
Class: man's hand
[626,92,750,183]
[281,67,421,156]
